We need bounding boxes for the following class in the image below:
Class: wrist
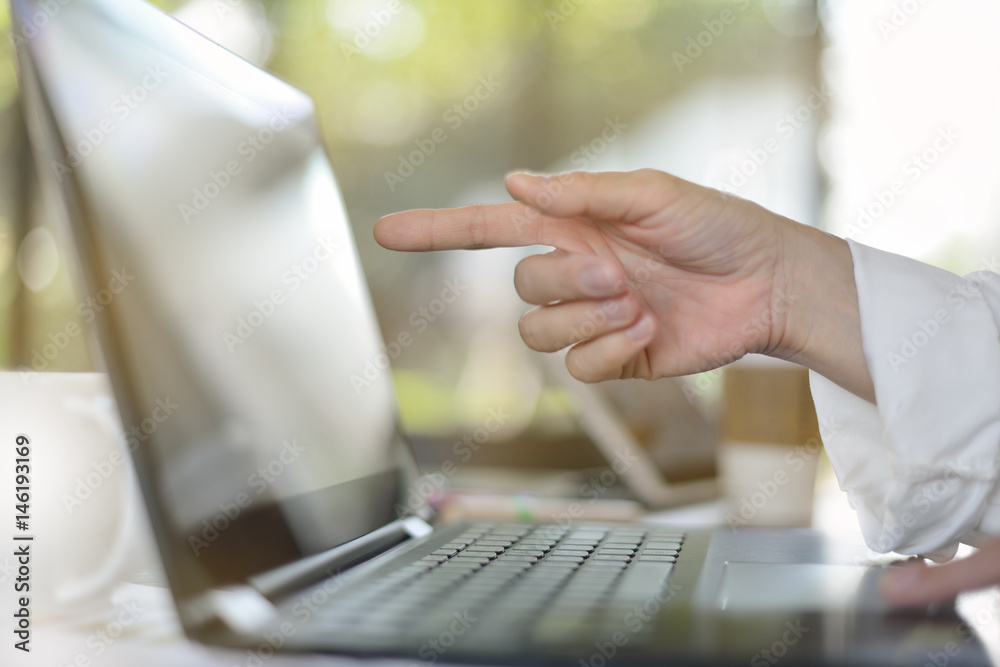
[768,221,876,402]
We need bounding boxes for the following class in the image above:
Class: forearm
[772,220,876,403]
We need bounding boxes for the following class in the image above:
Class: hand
[880,538,1000,606]
[375,169,874,400]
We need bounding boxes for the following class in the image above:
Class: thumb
[504,169,684,224]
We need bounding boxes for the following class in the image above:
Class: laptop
[10,0,989,664]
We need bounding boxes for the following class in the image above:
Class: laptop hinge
[248,516,432,601]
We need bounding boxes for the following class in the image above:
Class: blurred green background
[0,0,820,451]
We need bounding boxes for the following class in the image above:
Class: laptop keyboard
[309,523,685,652]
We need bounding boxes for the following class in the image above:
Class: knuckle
[637,167,676,197]
[635,167,666,186]
[594,299,616,323]
[467,204,488,249]
[572,308,603,339]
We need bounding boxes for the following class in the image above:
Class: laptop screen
[12,0,415,597]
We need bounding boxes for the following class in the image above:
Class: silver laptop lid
[11,0,417,608]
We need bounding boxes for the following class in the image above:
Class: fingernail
[626,314,654,342]
[580,265,616,295]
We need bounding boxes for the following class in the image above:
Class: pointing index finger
[374,201,549,251]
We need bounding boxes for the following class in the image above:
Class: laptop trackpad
[717,562,886,613]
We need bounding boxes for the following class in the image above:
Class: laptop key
[515,541,555,550]
[531,524,569,533]
[610,531,646,539]
[572,568,622,580]
[523,534,561,542]
[468,524,496,532]
[546,556,585,565]
[567,530,607,538]
[550,549,591,557]
[585,560,628,570]
[533,565,580,578]
[453,556,492,565]
[420,555,448,563]
[474,539,515,548]
[508,549,545,557]
[441,557,483,566]
[531,529,568,542]
[645,541,683,550]
[501,555,539,564]
[650,533,686,542]
[529,564,578,577]
[564,576,618,591]
[404,563,436,573]
[314,526,684,652]
[489,526,531,536]
[638,555,676,563]
[488,560,533,570]
[464,546,504,554]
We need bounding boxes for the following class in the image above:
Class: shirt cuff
[808,240,1000,557]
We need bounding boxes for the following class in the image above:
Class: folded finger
[563,314,657,383]
[519,294,640,353]
[514,252,626,305]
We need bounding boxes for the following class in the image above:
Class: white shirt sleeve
[809,240,1000,560]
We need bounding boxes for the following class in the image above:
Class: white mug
[0,372,147,622]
